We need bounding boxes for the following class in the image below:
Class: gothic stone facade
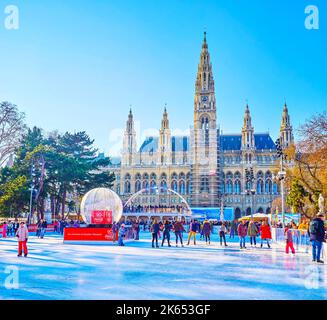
[109,33,294,217]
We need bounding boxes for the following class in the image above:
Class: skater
[151,219,160,248]
[237,220,247,249]
[219,222,228,246]
[118,224,126,246]
[230,220,236,239]
[133,220,140,240]
[36,219,42,238]
[309,213,325,263]
[200,222,204,240]
[16,222,29,257]
[203,219,211,244]
[112,222,118,243]
[187,219,199,245]
[40,219,47,239]
[247,219,258,247]
[13,219,19,236]
[259,221,272,248]
[161,220,172,247]
[285,224,295,255]
[2,221,7,238]
[173,219,184,247]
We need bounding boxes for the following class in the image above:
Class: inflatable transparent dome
[80,188,123,225]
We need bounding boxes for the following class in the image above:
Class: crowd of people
[123,205,188,214]
[0,213,325,263]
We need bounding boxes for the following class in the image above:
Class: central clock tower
[190,32,220,207]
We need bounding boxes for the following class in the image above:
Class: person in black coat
[161,220,172,247]
[151,219,160,248]
[309,214,326,263]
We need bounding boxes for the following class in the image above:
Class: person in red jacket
[237,220,248,249]
[16,222,29,257]
[259,220,272,248]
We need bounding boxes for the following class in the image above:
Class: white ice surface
[0,232,326,300]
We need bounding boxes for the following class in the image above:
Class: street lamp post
[275,138,287,228]
[28,161,36,225]
[245,167,255,218]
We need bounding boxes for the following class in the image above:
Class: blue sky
[0,0,326,156]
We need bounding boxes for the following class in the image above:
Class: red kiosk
[64,188,123,244]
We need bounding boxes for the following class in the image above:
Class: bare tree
[0,101,26,166]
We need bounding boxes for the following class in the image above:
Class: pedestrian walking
[309,213,325,263]
[151,219,160,248]
[16,222,29,257]
[259,221,272,248]
[237,220,247,249]
[247,219,259,247]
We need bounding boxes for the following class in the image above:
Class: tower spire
[280,102,293,148]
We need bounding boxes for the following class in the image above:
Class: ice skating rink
[0,233,326,300]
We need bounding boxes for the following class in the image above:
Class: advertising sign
[91,210,112,224]
[64,228,114,241]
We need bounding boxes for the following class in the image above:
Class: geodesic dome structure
[80,188,123,225]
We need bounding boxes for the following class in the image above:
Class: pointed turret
[122,108,137,166]
[279,102,293,148]
[159,105,171,165]
[242,104,255,149]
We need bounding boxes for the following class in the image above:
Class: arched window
[234,180,241,194]
[150,180,157,194]
[171,180,178,192]
[179,180,185,194]
[246,207,252,216]
[257,207,264,213]
[265,180,272,194]
[142,180,149,194]
[160,180,167,192]
[226,180,233,194]
[200,176,209,193]
[273,182,278,194]
[124,181,131,194]
[234,208,241,219]
[171,172,178,180]
[257,180,264,194]
[135,180,141,192]
[186,180,191,194]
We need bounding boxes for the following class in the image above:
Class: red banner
[91,210,112,224]
[64,228,114,241]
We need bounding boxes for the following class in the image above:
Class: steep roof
[139,136,189,153]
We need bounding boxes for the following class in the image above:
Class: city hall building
[109,33,294,218]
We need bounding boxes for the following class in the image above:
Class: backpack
[309,220,319,235]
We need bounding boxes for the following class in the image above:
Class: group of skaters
[123,204,188,214]
[0,219,20,238]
